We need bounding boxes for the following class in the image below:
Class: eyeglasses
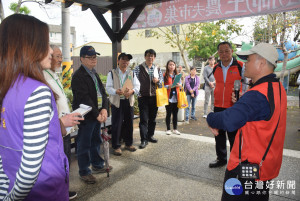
[218,50,231,54]
[145,54,155,58]
[84,56,97,60]
[53,55,63,59]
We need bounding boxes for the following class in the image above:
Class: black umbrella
[101,123,111,177]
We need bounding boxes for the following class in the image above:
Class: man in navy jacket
[72,46,110,184]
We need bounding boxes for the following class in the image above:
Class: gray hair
[50,44,60,51]
[256,54,275,70]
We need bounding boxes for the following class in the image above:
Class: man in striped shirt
[133,49,163,149]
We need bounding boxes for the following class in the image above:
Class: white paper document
[71,104,92,117]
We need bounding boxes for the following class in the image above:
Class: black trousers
[63,134,71,167]
[222,165,269,201]
[111,99,134,149]
[138,96,158,142]
[214,107,237,162]
[165,102,178,130]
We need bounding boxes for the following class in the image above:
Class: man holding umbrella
[72,46,111,184]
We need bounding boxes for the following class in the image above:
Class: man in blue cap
[71,46,111,184]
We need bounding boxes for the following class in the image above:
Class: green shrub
[64,88,73,110]
[134,95,139,115]
[99,74,107,84]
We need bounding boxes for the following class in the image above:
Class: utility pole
[112,9,121,68]
[0,0,5,21]
[61,2,72,89]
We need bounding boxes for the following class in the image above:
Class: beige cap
[236,43,278,66]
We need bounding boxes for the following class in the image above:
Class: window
[145,29,152,37]
[124,33,129,40]
[172,25,180,34]
[172,52,180,64]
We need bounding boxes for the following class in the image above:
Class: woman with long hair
[164,60,181,135]
[0,14,68,200]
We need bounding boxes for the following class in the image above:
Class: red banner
[123,0,300,29]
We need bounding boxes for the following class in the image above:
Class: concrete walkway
[69,131,300,201]
[69,90,300,201]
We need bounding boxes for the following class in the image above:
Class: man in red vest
[207,43,286,201]
[209,42,244,168]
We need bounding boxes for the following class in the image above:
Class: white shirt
[221,58,233,82]
[106,67,140,95]
[43,69,70,117]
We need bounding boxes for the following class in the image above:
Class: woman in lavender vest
[0,14,68,200]
[184,67,200,121]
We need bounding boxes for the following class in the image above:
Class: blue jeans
[185,95,197,120]
[77,120,104,176]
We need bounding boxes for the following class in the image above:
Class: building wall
[49,24,76,50]
[72,25,195,71]
[71,56,112,76]
[122,29,178,54]
[122,27,193,68]
[73,42,112,57]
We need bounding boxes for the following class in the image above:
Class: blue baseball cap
[80,46,100,57]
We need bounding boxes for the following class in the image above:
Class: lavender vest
[185,75,200,96]
[0,76,68,201]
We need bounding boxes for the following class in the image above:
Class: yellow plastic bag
[156,83,169,107]
[177,89,188,109]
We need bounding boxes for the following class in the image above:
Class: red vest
[227,81,287,181]
[164,73,180,101]
[213,59,243,108]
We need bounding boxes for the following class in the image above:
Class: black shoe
[139,141,148,149]
[209,159,227,168]
[191,116,198,121]
[69,191,77,200]
[148,136,158,143]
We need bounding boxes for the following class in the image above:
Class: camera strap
[239,81,282,168]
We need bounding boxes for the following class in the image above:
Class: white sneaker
[166,130,172,135]
[203,115,207,118]
[172,130,181,135]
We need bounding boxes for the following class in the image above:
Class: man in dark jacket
[71,46,110,184]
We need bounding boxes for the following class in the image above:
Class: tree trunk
[280,49,288,83]
[293,31,299,42]
[267,15,272,43]
[272,14,278,44]
[279,12,287,83]
[173,26,190,73]
[0,0,4,21]
[15,0,22,13]
[180,49,190,73]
